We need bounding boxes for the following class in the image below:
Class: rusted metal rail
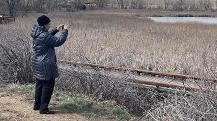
[0,15,15,24]
[59,60,217,91]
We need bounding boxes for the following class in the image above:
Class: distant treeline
[1,0,217,16]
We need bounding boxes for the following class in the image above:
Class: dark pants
[34,78,55,112]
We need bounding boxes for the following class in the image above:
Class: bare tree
[117,0,124,9]
[6,0,16,16]
[174,0,186,11]
[74,0,84,10]
[203,0,212,10]
[0,0,8,14]
[163,0,170,10]
[34,0,47,12]
[95,0,106,8]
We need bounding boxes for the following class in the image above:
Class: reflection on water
[149,17,217,24]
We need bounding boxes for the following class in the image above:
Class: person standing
[31,15,68,114]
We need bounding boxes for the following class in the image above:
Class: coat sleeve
[49,28,59,36]
[45,29,68,47]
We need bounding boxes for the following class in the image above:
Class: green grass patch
[3,83,35,101]
[0,83,131,121]
[112,107,130,120]
[54,91,131,120]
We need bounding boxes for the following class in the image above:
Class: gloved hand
[57,24,64,31]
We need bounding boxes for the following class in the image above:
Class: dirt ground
[0,92,112,121]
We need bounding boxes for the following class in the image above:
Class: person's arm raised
[46,29,68,47]
[49,24,65,36]
[49,28,59,36]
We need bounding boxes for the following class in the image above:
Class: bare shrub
[0,17,34,83]
[56,64,164,115]
[144,89,217,121]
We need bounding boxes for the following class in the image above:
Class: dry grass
[144,90,217,121]
[1,11,217,79]
[50,11,217,79]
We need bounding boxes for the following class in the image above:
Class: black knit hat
[37,15,51,26]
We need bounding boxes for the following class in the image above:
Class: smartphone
[61,25,64,30]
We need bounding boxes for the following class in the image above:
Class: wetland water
[149,17,217,24]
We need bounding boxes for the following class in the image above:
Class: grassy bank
[0,83,131,120]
